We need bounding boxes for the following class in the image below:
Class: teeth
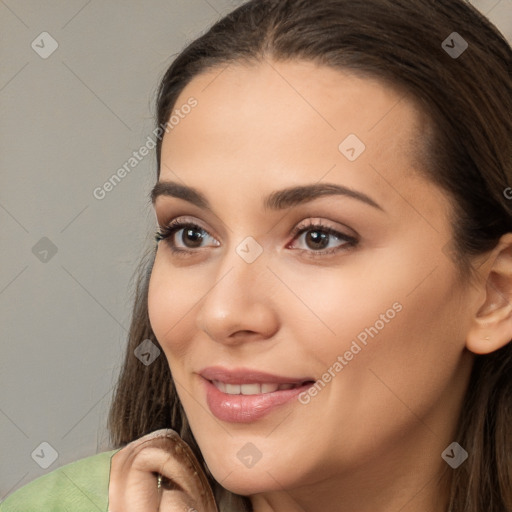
[214,381,227,392]
[212,381,298,395]
[261,383,279,393]
[241,384,261,395]
[225,383,241,394]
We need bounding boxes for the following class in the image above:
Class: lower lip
[203,379,313,423]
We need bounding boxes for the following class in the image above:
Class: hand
[108,428,218,512]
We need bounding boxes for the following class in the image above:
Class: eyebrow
[150,180,384,212]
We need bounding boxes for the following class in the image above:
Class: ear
[466,233,512,355]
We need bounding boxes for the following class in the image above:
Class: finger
[108,429,218,512]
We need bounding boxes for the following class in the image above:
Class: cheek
[148,273,190,377]
[369,271,467,393]
[298,246,466,397]
[268,258,409,367]
[324,255,469,440]
[147,252,201,356]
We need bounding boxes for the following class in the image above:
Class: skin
[108,429,218,512]
[117,60,512,512]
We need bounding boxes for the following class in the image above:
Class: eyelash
[154,218,358,258]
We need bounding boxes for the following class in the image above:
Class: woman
[2,0,511,510]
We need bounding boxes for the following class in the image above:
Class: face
[148,60,478,500]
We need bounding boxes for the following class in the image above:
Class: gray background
[1,0,511,500]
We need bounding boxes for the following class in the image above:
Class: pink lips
[199,366,315,423]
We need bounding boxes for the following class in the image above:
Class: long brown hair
[108,1,512,510]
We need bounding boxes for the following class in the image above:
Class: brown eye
[289,221,358,257]
[155,218,220,255]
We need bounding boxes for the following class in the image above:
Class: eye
[155,218,219,254]
[288,219,358,257]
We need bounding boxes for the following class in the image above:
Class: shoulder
[0,449,120,512]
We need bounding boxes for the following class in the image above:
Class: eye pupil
[182,227,204,247]
[306,230,329,250]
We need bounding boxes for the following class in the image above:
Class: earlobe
[465,233,512,355]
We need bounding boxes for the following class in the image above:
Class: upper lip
[199,366,314,385]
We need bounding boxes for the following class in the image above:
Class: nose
[195,245,280,346]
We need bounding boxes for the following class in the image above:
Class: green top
[0,449,120,512]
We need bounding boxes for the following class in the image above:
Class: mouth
[199,366,315,385]
[210,381,312,395]
[199,367,316,423]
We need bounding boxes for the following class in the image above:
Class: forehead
[158,60,448,230]
[163,60,423,168]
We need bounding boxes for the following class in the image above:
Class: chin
[200,445,303,496]
[212,469,284,497]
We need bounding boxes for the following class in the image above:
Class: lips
[199,366,315,423]
[200,366,313,385]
